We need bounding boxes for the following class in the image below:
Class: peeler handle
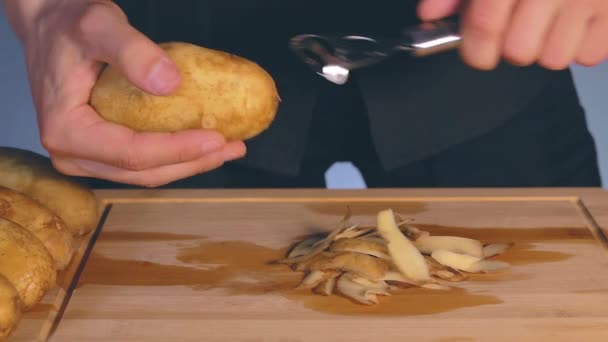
[399,18,462,57]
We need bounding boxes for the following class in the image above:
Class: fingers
[539,5,592,70]
[576,18,608,66]
[42,105,242,172]
[417,0,462,21]
[55,141,246,188]
[458,0,608,70]
[502,0,561,66]
[76,0,180,95]
[460,0,518,70]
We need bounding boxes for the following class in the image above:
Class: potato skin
[90,41,280,141]
[0,186,74,270]
[0,218,56,310]
[0,274,22,341]
[0,147,98,236]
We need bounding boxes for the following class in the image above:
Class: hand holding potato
[418,0,608,70]
[3,0,247,187]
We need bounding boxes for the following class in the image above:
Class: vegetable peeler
[288,18,461,85]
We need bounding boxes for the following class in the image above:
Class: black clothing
[92,0,601,188]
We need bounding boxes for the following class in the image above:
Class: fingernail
[223,148,245,161]
[147,58,181,94]
[201,139,223,154]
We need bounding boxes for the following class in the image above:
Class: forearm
[2,0,50,41]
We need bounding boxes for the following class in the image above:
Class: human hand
[418,0,608,70]
[4,0,245,187]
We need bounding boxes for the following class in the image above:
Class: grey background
[1,5,606,189]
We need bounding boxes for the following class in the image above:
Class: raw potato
[0,147,98,236]
[0,218,57,310]
[0,274,21,341]
[90,41,280,141]
[414,235,484,258]
[0,186,74,270]
[377,209,431,282]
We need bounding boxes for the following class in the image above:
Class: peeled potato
[0,186,74,270]
[0,274,22,341]
[0,147,98,236]
[90,41,280,141]
[0,218,57,310]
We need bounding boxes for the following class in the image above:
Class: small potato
[90,41,280,141]
[0,147,99,236]
[0,186,74,270]
[0,218,57,310]
[0,274,22,341]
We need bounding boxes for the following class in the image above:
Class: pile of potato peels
[275,208,512,305]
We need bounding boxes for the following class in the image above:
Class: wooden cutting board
[10,189,608,342]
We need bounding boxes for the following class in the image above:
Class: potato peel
[296,270,328,290]
[307,252,389,281]
[336,275,382,305]
[274,210,353,265]
[381,271,420,288]
[415,235,484,258]
[288,236,324,259]
[422,283,451,291]
[431,250,482,272]
[425,256,469,282]
[329,238,391,260]
[344,273,391,293]
[313,273,339,296]
[377,209,431,282]
[483,243,514,258]
[467,260,510,273]
[278,207,516,306]
[335,225,375,240]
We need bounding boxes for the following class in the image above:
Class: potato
[90,41,280,141]
[0,186,74,270]
[0,147,99,236]
[0,218,57,310]
[0,274,22,341]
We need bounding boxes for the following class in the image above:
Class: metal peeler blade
[288,18,461,85]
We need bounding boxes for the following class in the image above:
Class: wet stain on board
[76,224,589,316]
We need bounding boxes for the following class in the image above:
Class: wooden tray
[11,189,608,341]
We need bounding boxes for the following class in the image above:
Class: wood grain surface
[10,188,608,341]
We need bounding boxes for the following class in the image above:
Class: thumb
[417,0,462,21]
[78,1,181,95]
